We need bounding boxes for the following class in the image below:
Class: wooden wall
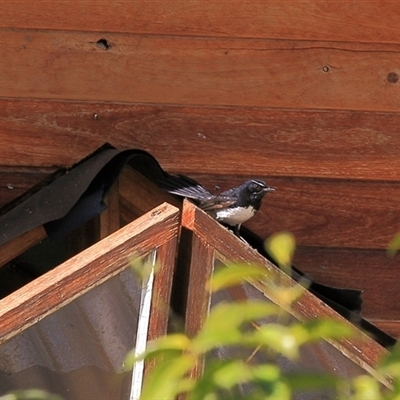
[1,1,400,337]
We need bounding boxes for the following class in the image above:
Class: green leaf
[251,364,281,382]
[146,334,192,353]
[290,319,353,345]
[351,375,382,400]
[284,373,339,391]
[194,301,278,352]
[212,361,253,389]
[190,361,278,400]
[189,360,231,400]
[387,232,400,257]
[129,256,160,283]
[265,232,296,269]
[209,264,268,292]
[124,334,191,371]
[378,341,400,379]
[267,382,292,400]
[0,390,63,400]
[140,353,195,400]
[175,377,197,395]
[250,363,287,398]
[267,284,306,308]
[246,324,299,359]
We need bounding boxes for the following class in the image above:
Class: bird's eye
[247,180,267,194]
[249,183,262,192]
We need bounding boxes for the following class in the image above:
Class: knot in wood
[387,72,399,84]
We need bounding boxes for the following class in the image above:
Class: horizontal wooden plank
[293,246,400,322]
[2,100,400,182]
[187,175,400,251]
[1,98,399,250]
[0,226,46,268]
[2,168,398,250]
[371,320,400,341]
[2,30,400,111]
[1,1,400,44]
[0,167,55,208]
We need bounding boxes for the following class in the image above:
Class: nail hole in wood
[96,38,111,50]
[322,65,330,73]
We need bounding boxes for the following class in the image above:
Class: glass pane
[210,260,369,399]
[0,266,143,400]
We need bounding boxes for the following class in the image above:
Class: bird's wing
[198,185,239,211]
[219,186,238,197]
[157,174,214,201]
[199,195,237,211]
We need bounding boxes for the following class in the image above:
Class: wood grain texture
[181,200,390,382]
[118,167,181,222]
[184,232,215,380]
[371,320,400,340]
[1,170,398,253]
[0,226,46,268]
[99,180,120,239]
[293,247,400,322]
[1,1,400,44]
[2,100,400,182]
[1,170,399,252]
[2,30,400,111]
[183,233,215,339]
[0,167,55,208]
[148,237,178,342]
[0,202,179,345]
[145,235,179,378]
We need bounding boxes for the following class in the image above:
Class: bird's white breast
[215,206,256,225]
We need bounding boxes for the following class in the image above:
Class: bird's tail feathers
[157,174,213,201]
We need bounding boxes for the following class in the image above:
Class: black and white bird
[160,175,274,235]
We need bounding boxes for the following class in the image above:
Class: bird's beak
[263,187,275,192]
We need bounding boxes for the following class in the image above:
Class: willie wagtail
[160,175,275,235]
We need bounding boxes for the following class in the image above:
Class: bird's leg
[233,224,251,244]
[234,224,241,237]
